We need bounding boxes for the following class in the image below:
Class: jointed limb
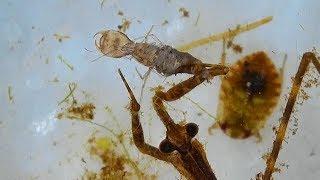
[156,64,229,102]
[152,94,176,130]
[263,52,320,180]
[118,69,169,162]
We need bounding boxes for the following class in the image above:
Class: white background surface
[0,0,320,179]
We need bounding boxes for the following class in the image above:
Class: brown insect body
[132,43,203,76]
[218,51,282,138]
[162,121,216,180]
[95,30,206,77]
[118,70,217,180]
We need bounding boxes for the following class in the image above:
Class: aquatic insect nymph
[213,52,282,139]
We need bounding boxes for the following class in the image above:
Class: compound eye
[186,123,199,138]
[159,139,175,153]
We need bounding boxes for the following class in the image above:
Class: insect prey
[94,30,214,77]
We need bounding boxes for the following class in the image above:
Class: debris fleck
[57,102,95,121]
[299,24,305,30]
[37,36,45,45]
[117,18,131,33]
[53,33,70,43]
[7,86,14,103]
[83,134,157,179]
[194,13,200,26]
[296,89,310,105]
[179,7,190,18]
[57,55,74,71]
[227,40,243,53]
[58,83,77,105]
[81,157,86,164]
[49,77,59,83]
[117,10,124,16]
[99,0,106,9]
[162,19,169,26]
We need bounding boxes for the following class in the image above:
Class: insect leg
[152,92,176,129]
[156,64,229,102]
[118,69,169,162]
[263,52,320,180]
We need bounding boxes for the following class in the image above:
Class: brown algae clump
[57,103,95,121]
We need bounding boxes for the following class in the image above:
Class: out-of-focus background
[0,0,319,179]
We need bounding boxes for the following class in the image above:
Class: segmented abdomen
[132,43,202,76]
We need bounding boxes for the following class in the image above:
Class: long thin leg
[118,69,169,162]
[263,52,320,180]
[152,94,176,130]
[156,64,229,102]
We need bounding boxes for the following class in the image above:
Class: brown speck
[232,44,243,53]
[117,18,131,33]
[255,172,263,180]
[272,126,277,134]
[81,158,86,164]
[37,36,45,45]
[279,162,289,169]
[117,11,124,16]
[53,33,70,43]
[179,7,189,17]
[227,40,243,53]
[296,89,310,105]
